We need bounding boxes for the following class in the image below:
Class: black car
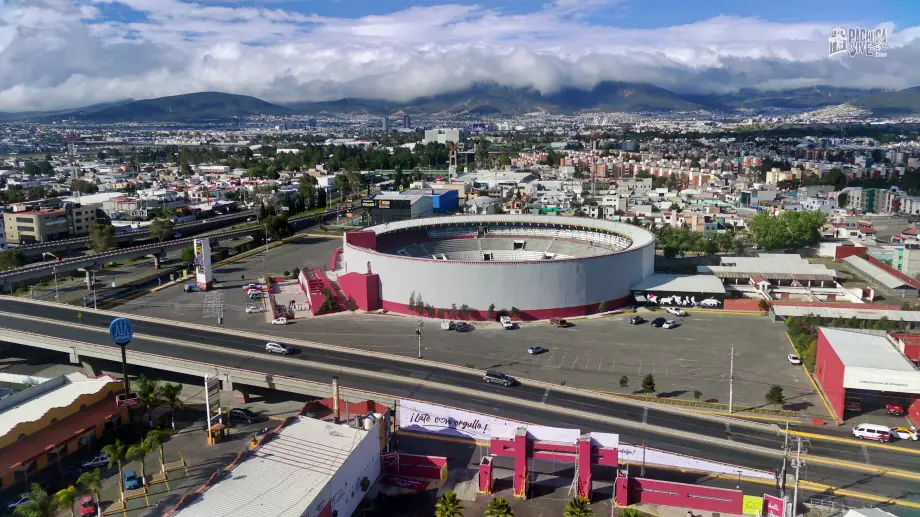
[650,317,667,328]
[229,408,261,424]
[455,323,474,332]
[629,315,646,325]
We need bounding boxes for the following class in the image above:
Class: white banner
[398,399,773,480]
[399,399,581,443]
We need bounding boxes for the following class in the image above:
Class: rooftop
[631,274,726,294]
[773,305,920,322]
[0,373,118,439]
[843,255,917,290]
[820,327,917,371]
[700,253,838,282]
[170,415,368,517]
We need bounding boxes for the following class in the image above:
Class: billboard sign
[742,496,764,516]
[398,400,773,480]
[763,494,785,517]
[377,199,391,209]
[362,199,375,208]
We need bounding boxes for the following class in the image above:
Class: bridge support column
[222,378,250,404]
[68,347,80,364]
[153,255,161,269]
[576,435,593,500]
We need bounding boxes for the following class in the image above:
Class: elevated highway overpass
[0,298,918,510]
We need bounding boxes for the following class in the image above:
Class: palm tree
[484,497,513,517]
[51,486,78,517]
[145,429,171,473]
[13,483,51,517]
[564,496,592,517]
[434,490,464,517]
[159,383,183,430]
[620,509,643,517]
[135,375,162,424]
[77,468,103,517]
[126,441,151,485]
[101,439,127,501]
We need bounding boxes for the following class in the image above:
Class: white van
[852,423,891,442]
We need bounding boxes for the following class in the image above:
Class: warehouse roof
[819,327,917,371]
[843,255,916,290]
[632,274,726,294]
[772,305,920,322]
[699,254,837,282]
[170,415,367,517]
[0,373,118,439]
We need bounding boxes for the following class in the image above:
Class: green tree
[77,468,102,516]
[510,306,520,318]
[408,291,416,312]
[597,301,608,313]
[765,385,785,407]
[51,485,78,517]
[13,484,52,517]
[485,497,514,517]
[135,375,161,415]
[487,303,496,320]
[261,215,291,240]
[89,223,117,252]
[149,218,174,242]
[641,374,656,394]
[758,300,772,313]
[619,376,628,389]
[0,249,25,271]
[564,496,592,517]
[435,490,464,517]
[180,247,195,265]
[126,441,151,485]
[159,383,183,430]
[101,440,128,501]
[416,293,426,315]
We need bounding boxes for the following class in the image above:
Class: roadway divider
[0,297,784,435]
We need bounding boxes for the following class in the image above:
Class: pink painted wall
[381,453,446,479]
[380,295,631,322]
[338,272,381,311]
[479,457,493,494]
[345,231,378,251]
[629,478,742,514]
[815,328,846,421]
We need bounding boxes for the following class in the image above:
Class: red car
[887,403,905,416]
[79,496,97,516]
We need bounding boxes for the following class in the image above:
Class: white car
[245,306,264,314]
[265,342,294,354]
[242,283,260,291]
[666,307,687,317]
[82,453,110,468]
[8,495,29,510]
[662,320,678,329]
[787,354,802,365]
[271,317,288,325]
[892,426,919,441]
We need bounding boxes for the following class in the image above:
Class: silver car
[265,342,294,355]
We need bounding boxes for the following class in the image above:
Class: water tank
[364,414,376,430]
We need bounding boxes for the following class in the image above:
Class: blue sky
[1,0,918,110]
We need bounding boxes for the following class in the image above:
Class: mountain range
[3,82,919,122]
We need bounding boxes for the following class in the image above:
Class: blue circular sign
[109,318,134,346]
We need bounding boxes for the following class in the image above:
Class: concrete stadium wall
[341,215,655,319]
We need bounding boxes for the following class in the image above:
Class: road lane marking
[597,357,603,372]
[570,354,580,370]
[541,388,550,404]
[584,355,591,369]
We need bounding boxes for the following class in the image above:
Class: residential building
[422,129,463,145]
[368,193,434,224]
[0,373,126,492]
[4,209,69,245]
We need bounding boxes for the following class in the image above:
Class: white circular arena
[335,215,656,320]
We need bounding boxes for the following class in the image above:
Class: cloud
[0,0,917,111]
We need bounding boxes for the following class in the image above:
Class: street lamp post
[43,253,59,302]
[416,320,423,359]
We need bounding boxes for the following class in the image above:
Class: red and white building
[815,327,920,423]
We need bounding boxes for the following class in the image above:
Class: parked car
[265,342,294,355]
[8,495,29,511]
[246,288,261,296]
[245,306,265,314]
[454,323,474,332]
[666,307,687,317]
[229,408,261,424]
[79,496,97,516]
[528,346,547,355]
[271,317,288,325]
[173,232,183,239]
[892,426,919,441]
[248,292,263,300]
[886,403,905,416]
[550,317,568,328]
[628,315,646,325]
[246,217,255,222]
[441,320,456,331]
[483,370,516,386]
[498,316,515,329]
[787,354,802,365]
[82,453,110,469]
[183,284,197,293]
[852,423,892,442]
[124,470,141,490]
[650,317,667,328]
[243,283,260,291]
[662,319,678,329]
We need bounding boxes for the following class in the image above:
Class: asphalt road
[0,300,918,509]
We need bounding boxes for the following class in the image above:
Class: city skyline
[0,0,918,112]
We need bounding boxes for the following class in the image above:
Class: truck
[441,320,456,331]
[499,316,515,329]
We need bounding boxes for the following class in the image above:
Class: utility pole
[728,346,735,414]
[780,421,789,498]
[640,439,647,477]
[416,320,423,359]
[792,437,803,517]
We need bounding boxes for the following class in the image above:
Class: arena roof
[632,274,726,294]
